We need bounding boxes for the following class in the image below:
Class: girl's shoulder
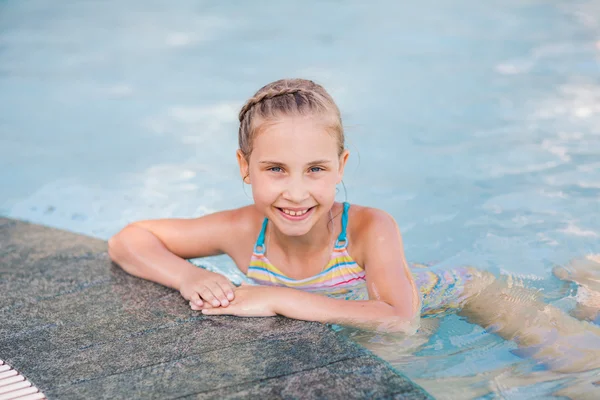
[228,204,265,237]
[216,205,264,269]
[347,203,398,233]
[346,203,401,266]
[210,204,263,248]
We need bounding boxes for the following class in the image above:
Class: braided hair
[238,79,344,160]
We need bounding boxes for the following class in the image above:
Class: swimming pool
[1,0,599,397]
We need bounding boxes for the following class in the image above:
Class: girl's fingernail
[227,293,234,300]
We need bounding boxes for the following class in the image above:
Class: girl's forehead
[252,116,338,160]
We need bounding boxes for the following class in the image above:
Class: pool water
[1,0,600,398]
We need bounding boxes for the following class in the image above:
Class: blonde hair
[238,78,344,160]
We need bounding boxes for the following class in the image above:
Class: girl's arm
[108,207,254,306]
[271,287,419,333]
[202,208,421,333]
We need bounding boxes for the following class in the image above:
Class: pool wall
[0,217,431,399]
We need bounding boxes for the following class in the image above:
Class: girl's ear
[236,149,251,184]
[337,149,350,183]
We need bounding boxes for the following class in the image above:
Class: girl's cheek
[254,179,282,198]
[314,177,337,190]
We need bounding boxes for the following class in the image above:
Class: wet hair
[238,78,344,160]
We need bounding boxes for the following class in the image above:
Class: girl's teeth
[283,208,308,216]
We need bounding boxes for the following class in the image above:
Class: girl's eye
[309,166,324,173]
[268,166,283,173]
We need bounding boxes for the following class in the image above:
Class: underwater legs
[458,269,600,373]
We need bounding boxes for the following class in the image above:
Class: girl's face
[237,115,349,237]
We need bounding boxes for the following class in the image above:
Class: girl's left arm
[273,288,419,334]
[200,209,421,333]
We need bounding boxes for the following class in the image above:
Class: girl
[108,78,600,373]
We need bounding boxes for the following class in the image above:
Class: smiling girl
[109,78,600,372]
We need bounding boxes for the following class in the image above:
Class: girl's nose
[282,178,309,203]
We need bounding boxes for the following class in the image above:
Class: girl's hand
[199,284,277,317]
[179,268,235,309]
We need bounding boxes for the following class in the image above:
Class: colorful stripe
[248,251,366,295]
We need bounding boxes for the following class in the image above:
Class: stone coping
[0,217,431,399]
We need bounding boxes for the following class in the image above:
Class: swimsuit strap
[254,217,269,255]
[334,202,350,249]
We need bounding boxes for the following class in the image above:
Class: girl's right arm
[108,207,251,308]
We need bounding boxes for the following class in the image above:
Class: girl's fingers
[225,282,235,301]
[185,280,237,308]
[189,301,202,311]
[190,292,203,307]
[198,286,219,307]
[208,283,230,307]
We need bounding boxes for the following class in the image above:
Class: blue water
[2,0,600,397]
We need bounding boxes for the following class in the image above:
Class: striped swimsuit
[247,202,367,298]
[246,202,477,317]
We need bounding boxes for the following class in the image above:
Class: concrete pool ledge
[0,217,431,399]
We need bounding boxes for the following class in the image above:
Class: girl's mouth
[276,206,315,221]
